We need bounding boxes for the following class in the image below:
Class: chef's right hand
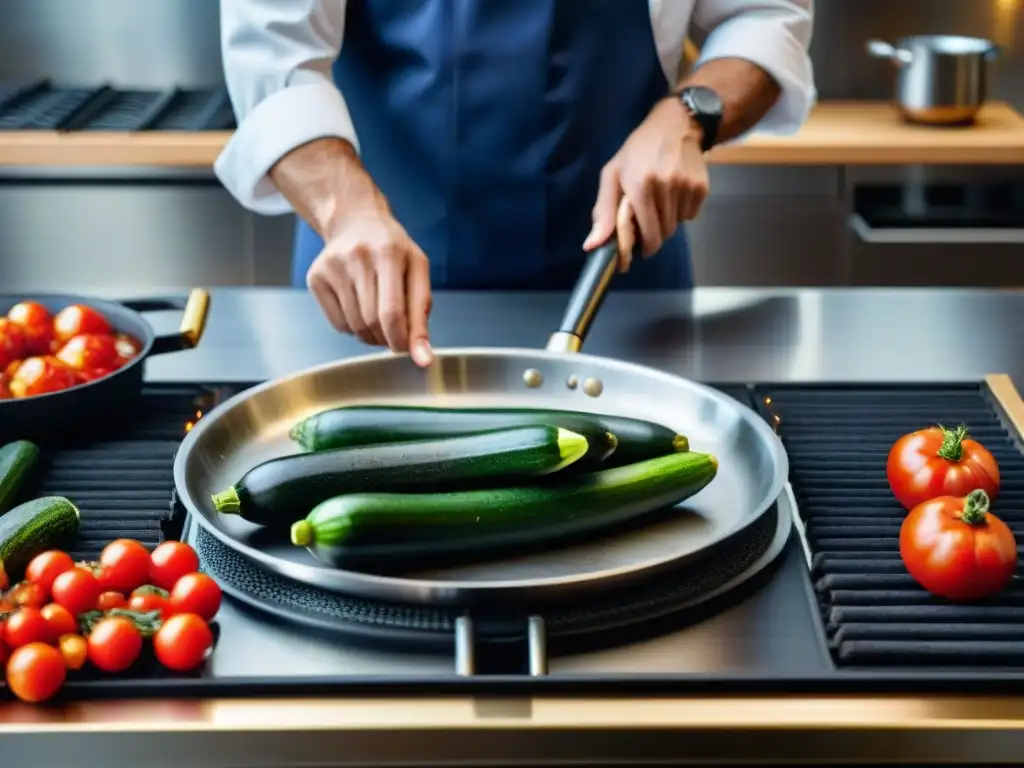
[306,205,434,367]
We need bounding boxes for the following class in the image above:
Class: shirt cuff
[697,15,816,137]
[215,82,360,215]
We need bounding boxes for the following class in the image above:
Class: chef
[215,0,815,367]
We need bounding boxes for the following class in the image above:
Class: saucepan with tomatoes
[0,289,210,440]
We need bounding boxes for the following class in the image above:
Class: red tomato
[96,591,127,610]
[26,550,75,592]
[4,608,53,647]
[887,424,1001,510]
[113,333,142,360]
[9,582,47,610]
[900,489,1018,601]
[58,633,87,670]
[153,613,213,672]
[149,541,200,591]
[8,356,79,398]
[51,568,100,615]
[79,367,116,383]
[0,638,9,667]
[0,317,27,370]
[52,304,111,344]
[97,539,151,594]
[7,301,54,355]
[55,333,119,372]
[86,617,142,673]
[6,642,66,703]
[128,588,168,618]
[0,374,11,400]
[40,603,78,638]
[168,573,222,621]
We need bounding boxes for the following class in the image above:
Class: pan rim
[174,348,789,603]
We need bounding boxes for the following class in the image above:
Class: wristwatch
[678,86,723,153]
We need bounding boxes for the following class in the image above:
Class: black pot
[0,289,210,443]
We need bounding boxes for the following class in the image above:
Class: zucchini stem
[291,520,314,547]
[671,434,689,452]
[553,429,589,471]
[211,487,243,514]
[289,419,313,449]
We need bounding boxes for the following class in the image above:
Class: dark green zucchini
[290,450,718,563]
[290,405,687,468]
[0,496,80,580]
[0,440,39,515]
[212,425,589,526]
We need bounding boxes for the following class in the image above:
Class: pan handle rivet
[523,368,544,388]
[582,377,603,397]
[565,374,579,390]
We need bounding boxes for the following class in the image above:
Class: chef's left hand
[583,98,709,272]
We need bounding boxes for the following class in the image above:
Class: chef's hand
[583,98,709,272]
[306,203,434,367]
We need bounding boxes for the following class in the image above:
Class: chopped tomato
[168,572,221,621]
[153,613,213,672]
[58,634,87,670]
[887,424,1000,510]
[97,539,151,594]
[79,367,116,383]
[26,550,75,592]
[113,333,142,360]
[50,568,100,615]
[0,317,27,370]
[52,304,111,344]
[96,591,127,610]
[55,333,119,372]
[40,604,78,638]
[86,616,142,672]
[8,581,47,609]
[4,608,53,647]
[7,301,54,355]
[149,541,200,591]
[6,642,66,703]
[9,356,80,398]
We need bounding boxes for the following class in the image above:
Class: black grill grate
[0,81,235,131]
[754,384,1024,668]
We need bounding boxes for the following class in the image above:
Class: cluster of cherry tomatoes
[0,301,143,400]
[0,539,221,703]
[887,424,1015,602]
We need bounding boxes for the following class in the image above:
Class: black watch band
[679,86,723,153]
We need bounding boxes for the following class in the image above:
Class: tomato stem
[936,423,969,462]
[960,489,990,524]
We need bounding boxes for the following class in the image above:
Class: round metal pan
[174,245,788,607]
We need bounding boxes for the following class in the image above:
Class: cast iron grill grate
[754,384,1024,668]
[0,81,235,131]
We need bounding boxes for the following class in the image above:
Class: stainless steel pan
[174,244,788,607]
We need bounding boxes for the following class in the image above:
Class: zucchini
[290,405,687,468]
[212,425,589,526]
[0,440,39,515]
[290,450,718,564]
[0,496,80,581]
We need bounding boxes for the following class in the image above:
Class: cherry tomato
[8,581,47,609]
[154,613,213,672]
[26,550,75,592]
[97,539,151,594]
[887,424,1000,510]
[4,608,53,647]
[55,333,119,372]
[58,633,87,670]
[51,568,100,615]
[86,616,142,673]
[900,489,1018,601]
[128,589,168,619]
[0,317,28,370]
[96,591,127,610]
[7,301,54,355]
[8,356,80,398]
[6,642,66,703]
[41,604,78,638]
[113,333,142,360]
[149,541,200,591]
[168,572,221,621]
[52,304,111,344]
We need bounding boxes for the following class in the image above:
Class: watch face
[688,86,723,117]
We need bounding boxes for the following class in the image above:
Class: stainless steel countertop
[141,287,1024,386]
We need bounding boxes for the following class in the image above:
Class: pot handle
[546,241,619,354]
[119,288,211,356]
[866,39,913,66]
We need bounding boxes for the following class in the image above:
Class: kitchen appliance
[866,35,1000,125]
[0,289,209,440]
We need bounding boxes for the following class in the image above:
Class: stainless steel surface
[849,212,1024,244]
[867,35,999,124]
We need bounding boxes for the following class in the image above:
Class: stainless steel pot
[866,35,999,125]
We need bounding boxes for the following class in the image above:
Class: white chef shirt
[215,0,816,215]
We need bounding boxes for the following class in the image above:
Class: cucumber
[212,425,589,526]
[0,496,80,581]
[0,440,39,515]
[290,406,687,468]
[290,450,718,563]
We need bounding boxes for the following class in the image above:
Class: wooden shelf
[0,101,1021,169]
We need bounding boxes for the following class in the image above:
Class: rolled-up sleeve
[692,0,815,135]
[215,0,357,214]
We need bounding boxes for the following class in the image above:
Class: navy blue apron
[291,0,693,291]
